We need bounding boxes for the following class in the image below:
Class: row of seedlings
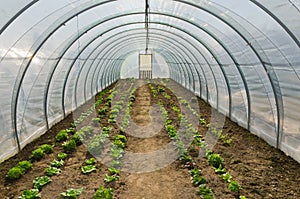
[16,85,116,198]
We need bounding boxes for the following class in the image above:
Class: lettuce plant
[18,189,40,199]
[60,188,83,199]
[33,176,51,190]
[94,186,113,199]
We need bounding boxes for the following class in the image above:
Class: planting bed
[0,79,299,199]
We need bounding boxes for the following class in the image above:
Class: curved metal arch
[0,0,39,35]
[80,26,216,104]
[96,35,198,91]
[94,38,192,94]
[175,0,283,147]
[60,19,227,113]
[37,11,227,136]
[74,29,196,103]
[32,11,234,133]
[11,0,116,147]
[249,0,300,47]
[42,11,240,131]
[96,40,187,92]
[85,29,211,100]
[94,35,195,92]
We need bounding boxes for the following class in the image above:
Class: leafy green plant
[39,144,53,154]
[60,188,83,199]
[158,87,165,93]
[18,160,32,171]
[57,152,68,160]
[104,174,119,183]
[71,133,82,146]
[33,176,51,190]
[108,167,120,175]
[6,166,25,180]
[113,140,126,149]
[114,135,127,143]
[214,165,227,174]
[50,159,64,168]
[45,166,61,176]
[85,157,96,165]
[81,165,96,174]
[192,175,207,186]
[207,153,223,169]
[198,184,214,199]
[221,173,232,182]
[102,126,111,134]
[228,181,241,193]
[30,148,45,160]
[56,130,69,142]
[166,124,177,138]
[62,140,76,152]
[172,106,180,113]
[18,189,40,199]
[94,186,113,199]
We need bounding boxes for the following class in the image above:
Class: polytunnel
[1,0,300,175]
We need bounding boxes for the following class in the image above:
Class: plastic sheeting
[0,0,299,163]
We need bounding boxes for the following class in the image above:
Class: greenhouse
[0,0,299,198]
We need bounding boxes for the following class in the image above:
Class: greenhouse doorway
[139,53,152,79]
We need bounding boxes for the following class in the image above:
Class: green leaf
[85,158,96,165]
[45,167,61,176]
[104,174,119,183]
[50,159,64,168]
[60,188,83,199]
[33,176,51,190]
[81,165,96,174]
[18,189,41,199]
[94,186,113,199]
[57,152,68,160]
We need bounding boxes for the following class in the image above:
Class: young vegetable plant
[221,173,232,183]
[39,144,53,154]
[57,152,68,160]
[50,159,64,168]
[33,176,51,190]
[228,180,241,193]
[6,166,25,180]
[81,165,96,174]
[56,130,69,142]
[18,189,40,199]
[94,186,113,199]
[18,160,33,171]
[104,174,119,183]
[198,184,214,199]
[45,166,61,176]
[60,188,83,199]
[30,148,44,161]
[62,140,76,152]
[108,167,120,175]
[85,157,96,165]
[207,153,224,169]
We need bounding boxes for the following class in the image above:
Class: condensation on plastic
[0,0,299,163]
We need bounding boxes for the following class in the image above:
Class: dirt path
[117,82,198,199]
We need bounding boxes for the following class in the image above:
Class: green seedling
[56,130,68,142]
[81,165,96,174]
[94,186,113,199]
[33,176,51,190]
[57,152,68,160]
[18,189,40,199]
[60,188,83,199]
[45,166,61,176]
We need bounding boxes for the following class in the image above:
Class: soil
[0,79,299,199]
